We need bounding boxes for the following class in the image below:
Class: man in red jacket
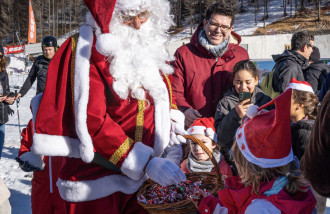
[171,3,249,127]
[25,0,187,213]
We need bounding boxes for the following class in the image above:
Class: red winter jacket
[171,24,249,118]
[198,176,316,214]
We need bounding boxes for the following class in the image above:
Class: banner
[28,0,36,43]
[3,45,25,55]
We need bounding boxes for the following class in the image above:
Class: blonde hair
[231,140,308,195]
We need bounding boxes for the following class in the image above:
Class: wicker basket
[137,135,224,214]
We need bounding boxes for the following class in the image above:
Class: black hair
[291,32,311,51]
[310,35,314,41]
[232,60,259,80]
[206,3,236,26]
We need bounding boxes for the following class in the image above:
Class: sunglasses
[307,44,315,50]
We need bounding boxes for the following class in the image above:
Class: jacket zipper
[49,157,53,193]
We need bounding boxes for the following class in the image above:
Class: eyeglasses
[307,44,315,50]
[207,20,231,32]
[122,11,151,23]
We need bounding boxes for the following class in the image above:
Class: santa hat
[187,118,217,142]
[286,78,314,94]
[83,0,144,57]
[235,89,293,168]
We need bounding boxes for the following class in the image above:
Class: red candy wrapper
[138,180,210,205]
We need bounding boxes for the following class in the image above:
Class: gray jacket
[214,87,274,151]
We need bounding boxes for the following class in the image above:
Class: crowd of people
[0,0,330,213]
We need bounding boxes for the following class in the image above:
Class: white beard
[103,15,174,101]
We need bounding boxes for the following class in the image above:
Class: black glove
[15,157,41,172]
[8,106,14,116]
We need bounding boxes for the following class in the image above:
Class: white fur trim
[30,93,43,133]
[32,134,81,158]
[236,125,293,168]
[114,0,145,12]
[170,109,185,127]
[57,174,148,202]
[246,105,259,119]
[121,142,153,180]
[286,83,314,94]
[19,152,45,170]
[153,80,171,157]
[95,33,120,57]
[187,126,217,142]
[74,25,95,163]
[205,128,217,142]
[187,126,205,135]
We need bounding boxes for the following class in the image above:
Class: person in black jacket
[0,45,15,159]
[318,71,330,102]
[304,46,330,96]
[272,32,314,94]
[16,36,58,99]
[214,60,274,151]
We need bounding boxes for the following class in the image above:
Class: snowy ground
[0,74,35,214]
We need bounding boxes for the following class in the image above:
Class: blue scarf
[198,29,230,58]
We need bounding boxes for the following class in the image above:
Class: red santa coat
[18,120,66,214]
[30,26,182,202]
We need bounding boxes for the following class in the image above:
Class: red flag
[28,0,36,43]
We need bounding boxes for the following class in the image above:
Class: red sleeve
[86,63,135,167]
[18,120,34,157]
[198,195,228,214]
[171,50,192,112]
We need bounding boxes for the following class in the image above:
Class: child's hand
[192,189,208,209]
[235,99,252,118]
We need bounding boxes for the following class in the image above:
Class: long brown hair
[231,140,309,195]
[0,56,7,72]
[292,89,319,120]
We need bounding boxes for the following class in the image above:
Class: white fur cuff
[57,174,148,202]
[19,152,45,170]
[120,142,154,181]
[170,109,185,127]
[32,133,81,158]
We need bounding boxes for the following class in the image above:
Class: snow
[171,0,293,41]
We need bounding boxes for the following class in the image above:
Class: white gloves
[169,121,187,147]
[161,144,183,166]
[146,157,186,187]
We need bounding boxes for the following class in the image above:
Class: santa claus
[26,0,187,213]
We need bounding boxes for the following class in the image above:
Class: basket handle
[181,135,224,188]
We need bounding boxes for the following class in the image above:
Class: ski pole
[15,90,21,139]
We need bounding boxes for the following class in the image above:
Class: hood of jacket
[190,24,241,57]
[307,60,330,76]
[272,50,309,70]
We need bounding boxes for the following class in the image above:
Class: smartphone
[239,92,251,105]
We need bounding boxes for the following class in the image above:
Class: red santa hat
[83,0,144,57]
[235,89,293,168]
[285,78,314,94]
[187,118,217,142]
